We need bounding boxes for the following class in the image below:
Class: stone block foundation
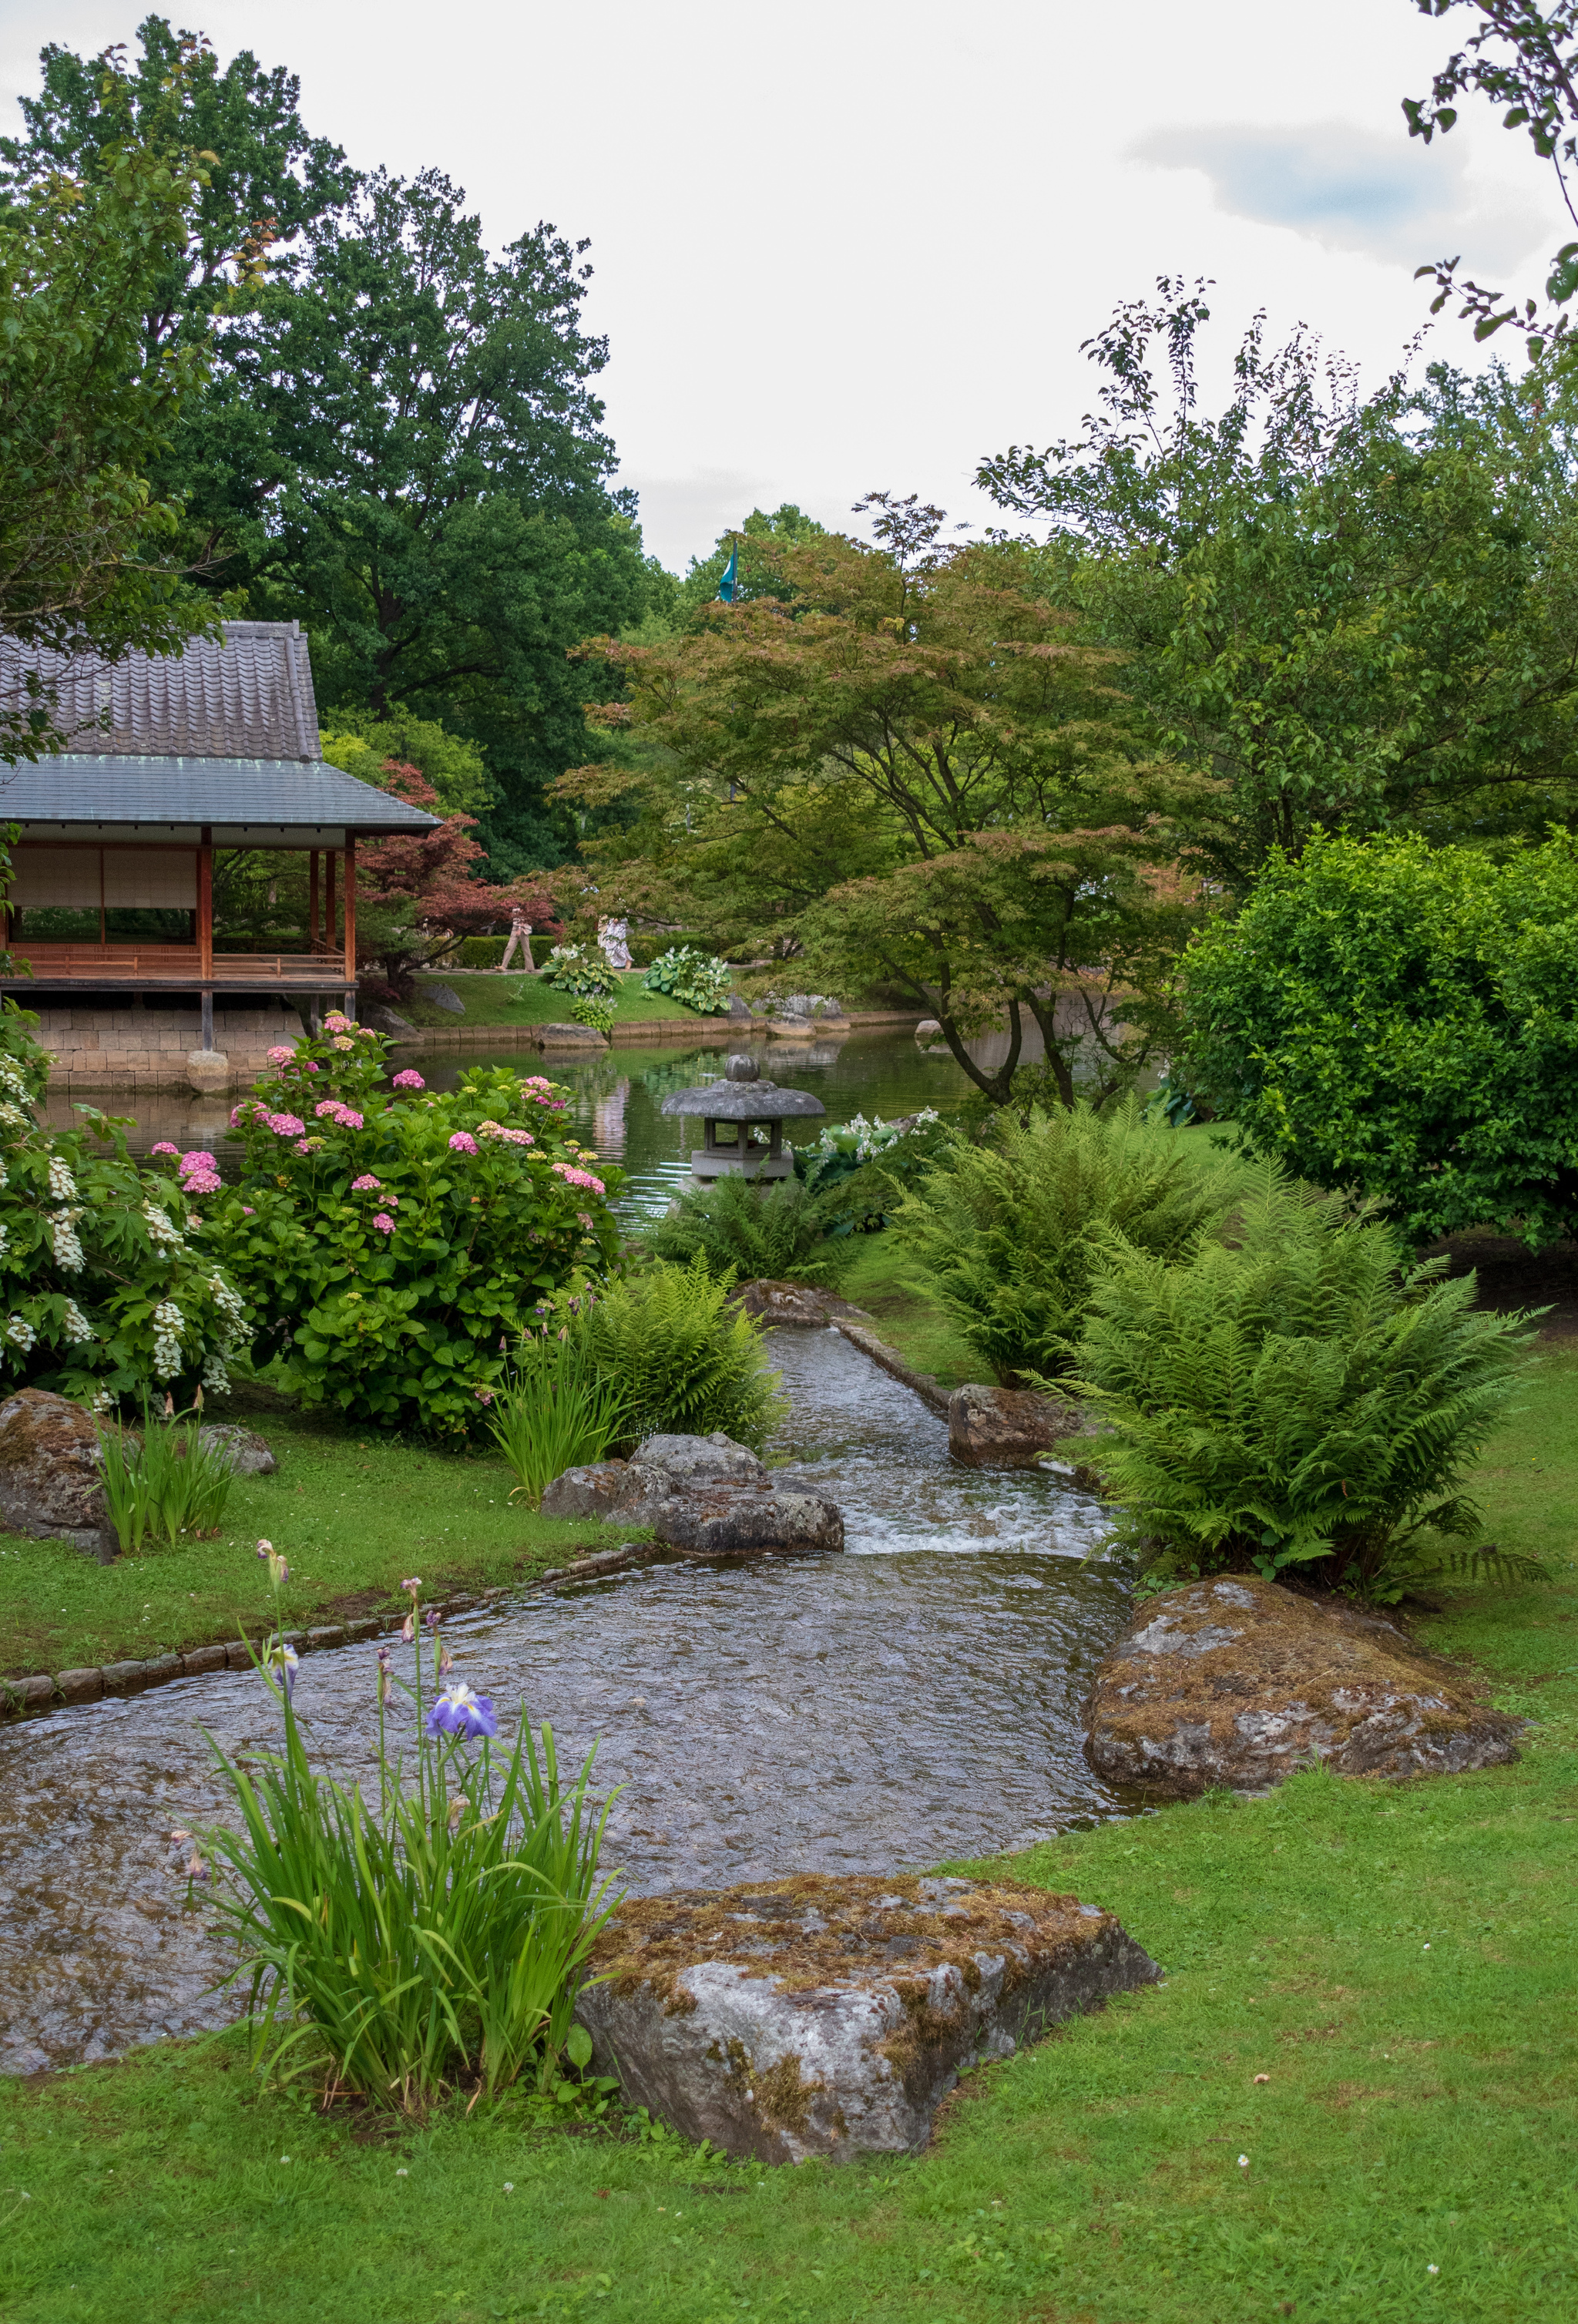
[32,1002,305,1096]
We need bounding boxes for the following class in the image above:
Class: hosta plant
[200,1016,623,1433]
[642,945,734,1014]
[1075,1170,1541,1600]
[542,944,620,1000]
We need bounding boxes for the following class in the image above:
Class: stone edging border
[828,1318,952,1419]
[0,1547,663,1724]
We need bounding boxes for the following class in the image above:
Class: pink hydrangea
[314,1099,341,1118]
[241,1204,255,1216]
[334,1107,364,1131]
[324,1011,349,1031]
[392,1070,425,1090]
[295,1139,311,1155]
[177,1150,213,1176]
[358,1025,378,1039]
[551,1161,606,1194]
[266,1045,294,1066]
[448,1132,478,1155]
[150,1141,179,1157]
[332,1036,354,1051]
[372,1212,395,1234]
[351,1173,382,1192]
[228,1105,248,1127]
[268,1113,307,1137]
[304,1062,320,1073]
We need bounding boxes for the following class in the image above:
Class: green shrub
[0,1001,252,1406]
[204,1019,623,1434]
[646,1172,842,1284]
[1180,828,1578,1247]
[642,945,734,1013]
[580,1258,785,1449]
[1076,1170,1539,1598]
[894,1097,1254,1383]
[457,935,507,969]
[203,1570,618,2113]
[542,944,619,999]
[796,1108,950,1233]
[569,995,615,1036]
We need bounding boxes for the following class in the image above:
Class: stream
[0,1327,1132,2077]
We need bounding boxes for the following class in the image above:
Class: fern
[892,1096,1257,1383]
[1076,1175,1539,1596]
[582,1258,787,1451]
[645,1174,842,1285]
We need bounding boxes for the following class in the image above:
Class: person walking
[499,905,535,972]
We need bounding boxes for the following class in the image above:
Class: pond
[53,1025,1001,1210]
[0,1326,1132,2077]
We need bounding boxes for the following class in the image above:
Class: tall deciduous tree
[979,283,1578,885]
[0,38,219,760]
[564,510,1215,1106]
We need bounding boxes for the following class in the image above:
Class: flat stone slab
[731,1279,831,1328]
[1088,1575,1523,1795]
[576,1873,1160,2163]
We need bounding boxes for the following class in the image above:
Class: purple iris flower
[425,1684,498,1741]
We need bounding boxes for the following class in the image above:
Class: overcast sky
[2,0,1566,571]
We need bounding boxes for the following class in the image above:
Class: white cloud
[1133,120,1548,276]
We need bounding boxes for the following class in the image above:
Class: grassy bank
[0,1401,626,1681]
[405,969,723,1032]
[2,1350,1573,2322]
[835,1233,980,1389]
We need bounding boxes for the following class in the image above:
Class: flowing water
[0,1327,1132,2076]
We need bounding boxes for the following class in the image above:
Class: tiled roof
[0,623,321,761]
[0,755,438,835]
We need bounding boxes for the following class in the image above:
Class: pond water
[56,1025,1000,1213]
[0,1327,1131,2077]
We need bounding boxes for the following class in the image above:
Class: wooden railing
[2,944,353,983]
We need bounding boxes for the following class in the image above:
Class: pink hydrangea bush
[206,1036,623,1434]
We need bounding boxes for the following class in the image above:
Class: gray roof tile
[0,754,439,835]
[0,621,321,761]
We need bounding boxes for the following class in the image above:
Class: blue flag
[717,544,739,603]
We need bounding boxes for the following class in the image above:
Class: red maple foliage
[355,763,559,996]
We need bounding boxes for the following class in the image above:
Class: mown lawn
[1,1361,1574,2324]
[0,1402,633,1680]
[834,1234,979,1389]
[405,969,727,1032]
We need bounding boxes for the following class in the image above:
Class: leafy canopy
[1180,827,1578,1249]
[566,510,1213,1106]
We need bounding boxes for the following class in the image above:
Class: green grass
[837,1232,981,1388]
[0,1400,632,1678]
[2,1362,1576,2322]
[404,970,726,1032]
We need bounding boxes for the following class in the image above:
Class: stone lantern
[660,1053,826,1181]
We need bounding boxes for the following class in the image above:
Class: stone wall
[32,1002,304,1097]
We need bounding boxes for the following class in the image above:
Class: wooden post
[200,991,214,1051]
[309,849,320,949]
[198,828,213,980]
[342,834,356,987]
[325,850,337,954]
[99,845,106,949]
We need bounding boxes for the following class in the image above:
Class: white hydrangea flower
[201,1354,231,1392]
[5,1313,35,1352]
[152,1298,186,1378]
[142,1201,183,1251]
[86,1385,116,1415]
[46,1157,77,1203]
[49,1211,85,1274]
[0,1057,29,1098]
[60,1300,93,1344]
[0,1102,29,1133]
[207,1275,247,1325]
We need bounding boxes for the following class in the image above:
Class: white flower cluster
[0,1102,29,1134]
[152,1298,185,1379]
[86,1385,116,1415]
[0,1056,30,1100]
[61,1299,93,1344]
[811,1107,942,1165]
[49,1210,84,1274]
[5,1313,35,1352]
[201,1353,231,1393]
[142,1201,184,1251]
[207,1275,247,1326]
[46,1157,77,1204]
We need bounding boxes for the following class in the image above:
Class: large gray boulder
[730,1279,830,1329]
[575,1872,1160,2164]
[539,1430,842,1555]
[1088,1574,1523,1795]
[0,1389,119,1561]
[422,982,465,1015]
[948,1382,1101,1470]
